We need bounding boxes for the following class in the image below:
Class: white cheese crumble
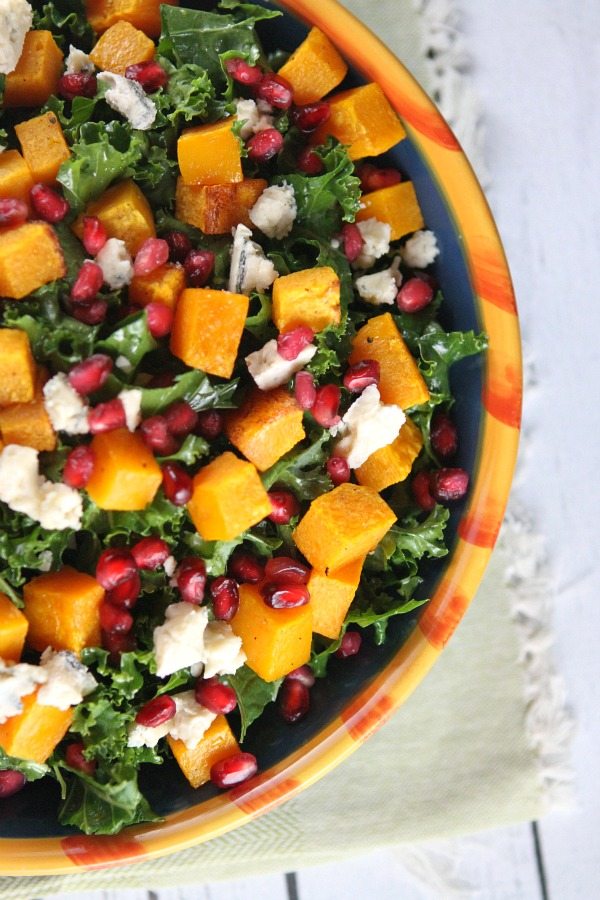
[0,0,33,75]
[97,72,157,131]
[163,555,177,577]
[37,648,97,710]
[95,238,134,289]
[118,388,142,432]
[65,45,94,74]
[115,354,133,373]
[234,97,274,140]
[245,339,316,391]
[353,218,392,269]
[0,444,83,531]
[401,229,439,269]
[336,385,405,469]
[249,184,297,240]
[228,224,277,295]
[127,690,218,751]
[38,550,53,572]
[191,622,246,679]
[0,659,46,725]
[42,373,90,435]
[355,256,402,306]
[153,602,246,680]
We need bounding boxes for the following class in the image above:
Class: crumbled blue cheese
[0,0,33,75]
[65,45,94,74]
[190,622,246,679]
[401,229,439,269]
[0,444,83,531]
[42,373,90,435]
[153,602,246,680]
[246,339,316,391]
[37,648,97,710]
[355,256,402,306]
[249,184,297,240]
[118,388,142,432]
[0,659,46,724]
[228,224,277,295]
[97,72,156,131]
[115,354,133,374]
[95,238,134,289]
[234,97,274,140]
[127,690,218,750]
[354,218,392,269]
[336,384,405,469]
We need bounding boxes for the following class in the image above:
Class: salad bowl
[0,0,521,874]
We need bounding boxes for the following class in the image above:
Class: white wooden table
[42,2,600,897]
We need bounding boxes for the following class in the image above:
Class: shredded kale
[0,748,49,781]
[225,666,281,741]
[32,0,94,49]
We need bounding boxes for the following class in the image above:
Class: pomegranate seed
[65,742,96,776]
[81,216,107,255]
[286,664,315,687]
[335,630,362,658]
[162,462,192,505]
[146,302,173,338]
[411,470,436,511]
[58,71,97,100]
[71,261,104,303]
[312,384,341,427]
[164,230,192,263]
[195,676,237,714]
[135,695,176,728]
[176,557,206,604]
[396,278,434,313]
[264,556,310,585]
[131,536,170,570]
[141,416,179,455]
[229,552,264,584]
[72,299,108,325]
[195,409,223,440]
[63,445,96,489]
[431,467,469,503]
[88,398,126,434]
[164,400,198,437]
[246,128,284,163]
[225,57,263,86]
[357,163,402,193]
[96,548,138,590]
[339,222,364,263]
[134,238,170,277]
[268,491,300,525]
[294,371,316,410]
[296,147,324,175]
[291,101,331,132]
[261,582,310,609]
[68,354,113,395]
[30,183,69,223]
[256,72,293,109]
[184,249,215,287]
[0,197,28,226]
[100,602,133,633]
[277,325,314,361]
[106,571,141,609]
[431,411,458,458]
[343,359,380,393]
[125,60,168,93]
[0,770,26,798]
[210,576,240,621]
[279,678,309,723]
[211,751,258,788]
[326,456,351,485]
[102,630,136,658]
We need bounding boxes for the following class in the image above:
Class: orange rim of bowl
[0,0,521,874]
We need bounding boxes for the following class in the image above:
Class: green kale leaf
[261,432,333,500]
[97,311,158,370]
[32,0,94,49]
[225,666,281,742]
[0,748,49,781]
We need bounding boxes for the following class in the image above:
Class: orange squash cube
[312,83,406,161]
[168,715,240,789]
[272,266,341,333]
[308,557,365,639]
[15,112,71,185]
[86,429,162,511]
[356,182,425,241]
[0,150,35,207]
[293,483,396,572]
[73,179,155,256]
[175,177,267,234]
[3,31,63,108]
[350,313,429,409]
[89,20,156,74]
[23,566,104,654]
[0,222,66,300]
[86,0,178,37]
[129,263,185,310]
[225,388,305,472]
[278,27,347,105]
[187,452,272,542]
[356,418,424,492]
[170,287,249,379]
[231,584,312,682]
[0,329,36,406]
[0,593,29,663]
[0,690,73,764]
[0,380,56,453]
[177,119,243,186]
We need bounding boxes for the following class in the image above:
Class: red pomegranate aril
[162,462,193,505]
[30,183,69,223]
[339,222,364,263]
[279,678,309,723]
[100,602,133,634]
[268,490,300,525]
[177,557,206,604]
[63,445,96,489]
[431,411,458,459]
[102,629,136,658]
[264,556,310,585]
[296,147,324,175]
[131,536,170,570]
[195,676,237,714]
[72,298,108,325]
[343,359,380,393]
[291,101,330,132]
[106,571,141,609]
[96,547,138,590]
[210,576,240,621]
[431,467,469,503]
[141,416,179,455]
[146,302,173,338]
[256,72,293,109]
[164,400,198,437]
[411,470,436,512]
[135,695,176,728]
[261,582,310,609]
[229,552,264,584]
[184,249,215,287]
[134,238,170,277]
[210,751,257,789]
[164,230,192,263]
[68,353,113,395]
[396,278,434,314]
[0,770,26,799]
[286,664,315,688]
[312,384,341,428]
[65,742,96,776]
[0,198,28,226]
[82,215,108,255]
[357,163,402,193]
[247,128,284,163]
[335,630,362,658]
[71,260,104,303]
[225,57,263,86]
[125,60,168,92]
[195,409,224,440]
[294,370,316,410]
[277,325,314,361]
[326,455,351,485]
[88,398,126,434]
[58,71,97,100]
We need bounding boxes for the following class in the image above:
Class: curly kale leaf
[261,432,333,501]
[224,666,281,742]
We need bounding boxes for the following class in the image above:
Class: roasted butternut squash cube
[129,263,185,310]
[89,20,156,74]
[0,593,29,663]
[278,27,347,105]
[293,483,396,572]
[225,388,305,472]
[187,452,272,541]
[177,119,243,186]
[350,312,429,409]
[0,222,66,300]
[86,0,178,37]
[312,83,406,161]
[15,112,71,185]
[0,329,36,405]
[0,690,73,764]
[356,418,423,492]
[73,179,155,256]
[168,715,240,789]
[23,566,104,654]
[0,150,35,206]
[175,177,267,234]
[308,556,365,639]
[272,266,341,333]
[0,389,56,452]
[86,428,162,511]
[231,584,312,682]
[3,31,63,108]
[170,288,249,379]
[356,182,425,241]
